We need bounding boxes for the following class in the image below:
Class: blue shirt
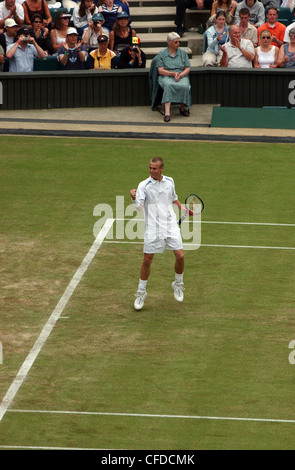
[7,43,38,72]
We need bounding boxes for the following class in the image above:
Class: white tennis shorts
[144,232,183,254]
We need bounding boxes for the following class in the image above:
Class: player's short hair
[151,157,164,168]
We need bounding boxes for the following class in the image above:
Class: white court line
[103,240,295,251]
[7,409,295,425]
[0,445,102,450]
[0,218,115,424]
[116,218,295,227]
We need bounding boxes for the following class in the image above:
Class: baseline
[103,240,295,251]
[6,408,295,425]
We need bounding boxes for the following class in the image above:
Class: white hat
[5,18,18,28]
[67,27,78,35]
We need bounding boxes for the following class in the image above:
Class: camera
[93,20,98,25]
[131,37,140,52]
[23,35,30,42]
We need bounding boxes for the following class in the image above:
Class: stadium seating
[49,7,68,22]
[270,7,294,26]
[33,56,61,71]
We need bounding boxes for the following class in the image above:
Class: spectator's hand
[43,27,49,38]
[89,3,96,14]
[219,44,226,53]
[64,41,69,51]
[174,72,181,82]
[88,19,93,27]
[121,0,129,4]
[43,19,49,27]
[10,4,16,15]
[217,34,222,41]
[77,40,83,50]
[231,36,240,48]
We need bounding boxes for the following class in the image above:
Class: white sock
[138,279,147,291]
[175,273,183,284]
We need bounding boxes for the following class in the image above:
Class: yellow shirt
[90,48,116,69]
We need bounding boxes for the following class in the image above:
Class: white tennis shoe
[134,289,147,311]
[172,281,184,302]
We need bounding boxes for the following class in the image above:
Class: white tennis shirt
[133,175,180,238]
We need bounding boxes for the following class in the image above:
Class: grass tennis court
[0,136,294,450]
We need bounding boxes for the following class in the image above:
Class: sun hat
[67,27,78,35]
[92,13,105,23]
[5,18,18,28]
[97,34,109,43]
[117,11,129,19]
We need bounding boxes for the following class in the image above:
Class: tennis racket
[178,193,204,226]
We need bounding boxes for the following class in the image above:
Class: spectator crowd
[0,0,146,71]
[196,0,295,68]
[1,0,295,72]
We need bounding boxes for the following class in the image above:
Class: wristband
[64,51,69,55]
[129,61,133,66]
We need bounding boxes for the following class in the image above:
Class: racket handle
[178,214,186,226]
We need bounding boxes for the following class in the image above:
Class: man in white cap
[0,0,24,29]
[58,27,88,70]
[1,18,19,53]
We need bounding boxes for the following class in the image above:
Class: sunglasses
[290,34,295,37]
[34,20,42,23]
[262,36,271,39]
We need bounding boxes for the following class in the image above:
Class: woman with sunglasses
[50,12,71,55]
[254,29,278,68]
[278,27,295,68]
[31,13,51,55]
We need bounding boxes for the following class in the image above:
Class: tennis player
[130,157,185,311]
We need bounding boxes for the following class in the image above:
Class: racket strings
[187,195,202,215]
